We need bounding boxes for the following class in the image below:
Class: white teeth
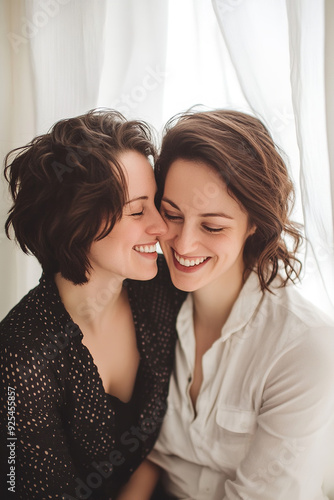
[174,251,207,267]
[134,244,156,253]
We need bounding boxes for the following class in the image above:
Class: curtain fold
[326,0,334,232]
[161,0,249,129]
[212,0,334,316]
[0,0,108,319]
[26,0,108,133]
[286,0,334,314]
[1,0,40,319]
[97,0,170,130]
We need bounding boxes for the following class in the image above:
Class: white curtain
[1,0,40,317]
[97,0,170,128]
[1,0,333,318]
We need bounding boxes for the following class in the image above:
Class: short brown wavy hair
[155,109,302,291]
[4,109,156,284]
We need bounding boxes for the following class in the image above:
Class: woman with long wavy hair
[119,110,334,500]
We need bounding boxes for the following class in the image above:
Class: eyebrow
[161,197,234,220]
[125,196,148,205]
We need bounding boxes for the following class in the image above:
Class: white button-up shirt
[149,272,334,499]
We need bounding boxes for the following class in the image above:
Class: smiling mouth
[134,244,157,254]
[173,251,209,267]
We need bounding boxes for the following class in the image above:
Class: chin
[134,267,158,281]
[169,274,201,292]
[176,284,198,292]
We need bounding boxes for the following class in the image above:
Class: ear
[248,224,257,237]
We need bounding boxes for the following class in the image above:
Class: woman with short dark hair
[0,109,185,499]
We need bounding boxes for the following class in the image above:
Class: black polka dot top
[0,255,186,499]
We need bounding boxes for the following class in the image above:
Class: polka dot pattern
[0,256,186,499]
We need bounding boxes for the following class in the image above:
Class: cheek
[158,221,175,241]
[209,235,239,259]
[87,241,111,267]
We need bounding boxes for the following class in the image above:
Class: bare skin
[55,150,166,403]
[80,289,139,402]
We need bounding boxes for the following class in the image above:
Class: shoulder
[251,287,334,434]
[0,275,78,381]
[259,284,334,389]
[241,277,334,382]
[0,279,42,347]
[1,274,69,340]
[260,282,334,342]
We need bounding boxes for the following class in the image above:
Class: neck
[54,270,124,334]
[192,266,247,334]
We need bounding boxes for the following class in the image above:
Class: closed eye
[130,210,144,217]
[163,211,183,221]
[202,225,224,233]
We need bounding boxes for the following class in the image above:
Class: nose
[146,206,168,236]
[172,222,199,256]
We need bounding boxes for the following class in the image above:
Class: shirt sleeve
[0,342,83,499]
[223,325,334,500]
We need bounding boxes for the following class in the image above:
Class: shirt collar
[176,271,263,344]
[220,271,263,340]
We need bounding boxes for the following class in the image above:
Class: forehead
[164,158,246,217]
[119,150,155,197]
[164,158,223,202]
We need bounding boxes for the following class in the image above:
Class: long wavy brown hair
[155,109,303,292]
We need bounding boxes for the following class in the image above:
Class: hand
[115,460,161,500]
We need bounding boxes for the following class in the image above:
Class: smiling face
[87,150,167,281]
[159,159,255,292]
